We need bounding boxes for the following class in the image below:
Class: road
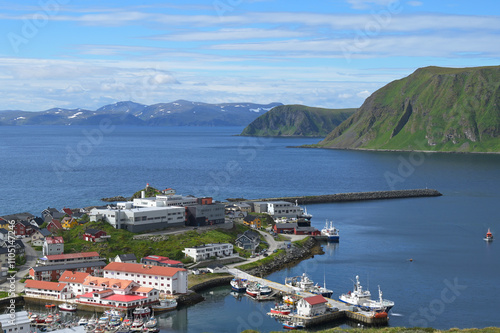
[0,237,39,293]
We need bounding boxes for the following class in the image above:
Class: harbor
[228,268,390,328]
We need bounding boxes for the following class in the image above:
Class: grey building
[185,203,225,226]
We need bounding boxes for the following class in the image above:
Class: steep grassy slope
[240,105,356,137]
[318,66,500,152]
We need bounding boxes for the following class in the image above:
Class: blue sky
[0,0,499,111]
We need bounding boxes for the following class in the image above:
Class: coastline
[295,144,500,155]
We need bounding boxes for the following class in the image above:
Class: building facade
[103,262,188,295]
[182,243,234,262]
[43,236,64,256]
[296,295,328,316]
[29,261,106,281]
[24,280,71,300]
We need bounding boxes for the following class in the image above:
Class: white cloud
[357,90,371,99]
[346,0,398,10]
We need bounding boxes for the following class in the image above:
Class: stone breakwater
[244,237,324,277]
[233,188,442,205]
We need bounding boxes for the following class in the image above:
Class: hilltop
[240,104,356,137]
[316,66,500,153]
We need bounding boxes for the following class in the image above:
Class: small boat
[78,317,88,326]
[144,315,157,328]
[282,294,298,305]
[45,303,56,309]
[285,272,315,292]
[373,311,388,319]
[283,320,304,329]
[321,220,339,242]
[270,303,293,315]
[133,306,151,317]
[87,315,97,326]
[130,317,144,330]
[45,314,55,324]
[230,278,248,292]
[59,303,77,312]
[97,315,109,325]
[484,228,494,242]
[246,283,272,297]
[151,298,177,313]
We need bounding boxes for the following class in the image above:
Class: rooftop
[58,271,90,284]
[44,251,100,261]
[105,262,185,277]
[45,236,64,244]
[31,261,106,272]
[303,295,328,305]
[25,280,67,291]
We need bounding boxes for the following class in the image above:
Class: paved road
[0,238,39,293]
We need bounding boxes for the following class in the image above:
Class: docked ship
[321,220,339,242]
[270,303,293,315]
[230,277,248,292]
[151,298,177,313]
[285,273,333,298]
[246,283,272,297]
[339,275,394,312]
[484,228,494,242]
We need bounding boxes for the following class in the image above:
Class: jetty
[228,188,442,204]
[228,268,389,327]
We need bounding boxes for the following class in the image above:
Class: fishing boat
[130,317,144,331]
[270,303,293,315]
[285,272,315,292]
[283,320,304,329]
[339,275,394,312]
[230,277,248,292]
[133,306,151,317]
[246,283,272,297]
[321,220,339,242]
[484,228,494,242]
[152,298,177,313]
[59,303,77,312]
[87,315,97,326]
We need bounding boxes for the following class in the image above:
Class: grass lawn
[187,273,233,289]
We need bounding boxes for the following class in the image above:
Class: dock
[228,268,389,327]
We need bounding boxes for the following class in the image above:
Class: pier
[228,188,442,204]
[228,268,389,327]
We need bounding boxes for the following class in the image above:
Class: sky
[0,0,499,111]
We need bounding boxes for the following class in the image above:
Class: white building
[42,236,64,256]
[0,311,31,333]
[89,205,185,233]
[58,271,90,296]
[296,295,328,316]
[182,243,234,262]
[267,201,304,218]
[132,194,198,208]
[103,262,188,295]
[24,280,72,300]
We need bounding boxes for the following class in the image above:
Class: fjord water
[1,126,499,331]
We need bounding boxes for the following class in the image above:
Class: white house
[113,253,137,263]
[42,236,64,256]
[0,311,31,333]
[132,194,198,208]
[182,243,234,262]
[24,280,72,300]
[296,295,328,317]
[77,276,158,309]
[103,262,188,295]
[267,201,304,218]
[58,271,90,296]
[89,205,185,233]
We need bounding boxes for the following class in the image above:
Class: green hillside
[240,105,356,137]
[317,66,500,152]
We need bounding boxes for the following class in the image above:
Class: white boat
[230,278,248,292]
[339,275,394,312]
[58,303,77,312]
[144,315,158,328]
[130,317,144,331]
[285,272,315,292]
[151,298,177,313]
[246,283,272,297]
[321,220,339,242]
[484,228,494,242]
[133,306,151,317]
[78,317,88,326]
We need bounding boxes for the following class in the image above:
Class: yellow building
[243,215,262,229]
[61,217,78,230]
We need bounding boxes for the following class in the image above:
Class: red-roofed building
[297,295,328,316]
[13,220,36,237]
[47,219,63,233]
[77,276,158,309]
[62,208,73,216]
[43,236,64,256]
[39,251,102,266]
[83,229,109,242]
[58,271,90,296]
[24,280,71,300]
[141,255,184,268]
[104,262,187,295]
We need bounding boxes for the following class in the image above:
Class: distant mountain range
[0,100,282,126]
[316,66,500,153]
[240,104,356,137]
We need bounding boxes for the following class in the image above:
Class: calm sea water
[2,126,500,332]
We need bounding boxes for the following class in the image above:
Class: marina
[228,268,390,327]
